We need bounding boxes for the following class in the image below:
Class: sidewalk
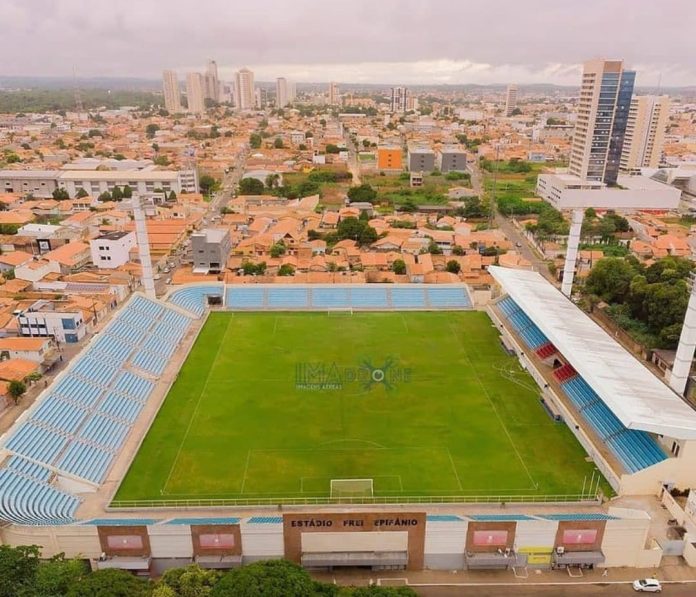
[311,558,696,588]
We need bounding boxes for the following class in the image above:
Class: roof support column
[670,275,696,395]
[561,208,584,297]
[131,197,156,300]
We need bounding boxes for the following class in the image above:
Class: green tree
[157,564,221,597]
[249,133,262,148]
[446,259,461,274]
[270,241,286,258]
[31,556,90,597]
[585,257,640,303]
[111,186,123,201]
[199,174,220,196]
[66,568,151,597]
[8,379,26,404]
[265,173,280,190]
[210,560,315,597]
[452,245,465,256]
[238,177,265,195]
[345,587,418,597]
[146,123,160,139]
[122,185,133,199]
[52,188,70,200]
[325,144,341,154]
[169,191,177,201]
[273,137,284,149]
[97,191,112,202]
[392,259,406,275]
[428,240,443,255]
[75,188,89,199]
[347,184,377,204]
[154,155,171,166]
[278,264,295,276]
[337,217,378,246]
[0,544,40,597]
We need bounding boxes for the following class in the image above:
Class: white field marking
[446,448,464,492]
[512,566,529,579]
[447,322,539,490]
[377,578,408,587]
[272,315,279,336]
[239,449,252,494]
[318,438,388,449]
[161,316,234,495]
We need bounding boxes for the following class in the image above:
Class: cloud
[1,0,695,86]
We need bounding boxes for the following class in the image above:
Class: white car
[633,578,662,592]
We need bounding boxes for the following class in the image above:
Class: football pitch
[114,311,605,503]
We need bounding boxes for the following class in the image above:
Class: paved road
[417,583,692,596]
[494,213,554,282]
[344,128,362,185]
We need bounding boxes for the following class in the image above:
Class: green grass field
[115,311,604,502]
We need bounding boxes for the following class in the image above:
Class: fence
[109,493,602,510]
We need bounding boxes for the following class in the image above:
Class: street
[416,582,693,596]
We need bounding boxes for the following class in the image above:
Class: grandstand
[0,294,194,524]
[489,266,696,495]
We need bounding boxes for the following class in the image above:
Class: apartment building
[439,145,468,173]
[204,60,220,102]
[505,84,518,116]
[407,142,435,172]
[620,95,670,172]
[162,70,182,113]
[328,82,340,105]
[377,145,403,171]
[276,77,289,108]
[235,68,255,111]
[569,59,635,185]
[185,72,206,115]
[391,87,408,113]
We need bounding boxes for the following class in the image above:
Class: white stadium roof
[489,266,696,440]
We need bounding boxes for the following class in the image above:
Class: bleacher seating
[553,363,577,382]
[535,342,557,359]
[267,287,309,308]
[0,293,195,513]
[169,285,223,317]
[427,287,472,308]
[312,288,350,308]
[349,287,388,308]
[0,456,81,525]
[391,287,428,308]
[227,287,266,309]
[496,297,550,349]
[559,376,667,473]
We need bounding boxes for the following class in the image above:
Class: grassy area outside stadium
[114,311,608,505]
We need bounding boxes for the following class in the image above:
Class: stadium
[1,274,696,573]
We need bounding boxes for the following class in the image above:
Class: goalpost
[330,478,374,500]
[326,307,354,317]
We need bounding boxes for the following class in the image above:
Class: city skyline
[1,0,695,86]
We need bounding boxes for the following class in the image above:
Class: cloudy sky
[2,0,695,86]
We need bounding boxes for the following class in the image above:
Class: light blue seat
[30,398,87,435]
[5,455,53,482]
[57,441,112,484]
[52,376,103,406]
[267,287,309,308]
[312,288,350,308]
[227,287,265,309]
[391,287,427,308]
[71,358,120,388]
[113,371,154,402]
[169,286,222,317]
[427,287,471,308]
[6,422,69,465]
[350,287,388,308]
[79,415,128,452]
[132,350,168,376]
[99,392,144,424]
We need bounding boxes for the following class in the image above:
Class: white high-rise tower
[162,70,182,113]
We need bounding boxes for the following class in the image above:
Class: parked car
[633,578,662,592]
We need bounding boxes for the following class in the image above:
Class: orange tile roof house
[43,241,91,273]
[0,337,54,364]
[0,358,40,382]
[0,251,33,271]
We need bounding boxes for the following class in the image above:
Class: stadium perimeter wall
[0,509,661,571]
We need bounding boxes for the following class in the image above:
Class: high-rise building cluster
[161,59,220,115]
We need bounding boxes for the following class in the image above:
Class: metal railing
[109,493,601,510]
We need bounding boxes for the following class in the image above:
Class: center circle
[371,369,385,383]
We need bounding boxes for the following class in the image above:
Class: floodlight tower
[669,274,696,395]
[131,196,156,299]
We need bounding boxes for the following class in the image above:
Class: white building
[204,60,220,102]
[186,72,206,115]
[89,231,136,269]
[235,68,255,111]
[504,84,518,116]
[162,70,182,113]
[621,96,670,172]
[276,77,289,108]
[16,300,87,344]
[536,172,681,210]
[57,169,198,198]
[391,87,408,113]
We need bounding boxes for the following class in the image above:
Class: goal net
[330,478,374,499]
[327,308,354,317]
